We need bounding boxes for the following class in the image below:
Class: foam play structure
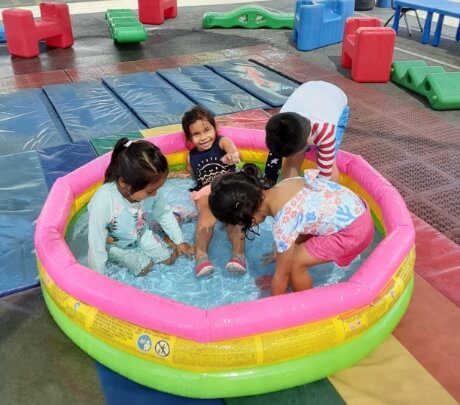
[138,0,177,25]
[35,125,415,398]
[202,5,294,29]
[2,2,73,58]
[391,60,460,110]
[341,17,396,82]
[293,0,354,51]
[105,9,148,43]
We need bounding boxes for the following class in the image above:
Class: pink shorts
[304,205,374,267]
[190,184,211,202]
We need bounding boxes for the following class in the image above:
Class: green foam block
[202,5,294,29]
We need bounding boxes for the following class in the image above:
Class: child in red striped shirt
[264,81,349,185]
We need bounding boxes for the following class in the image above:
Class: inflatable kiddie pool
[35,126,415,398]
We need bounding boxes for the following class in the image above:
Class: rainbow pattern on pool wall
[35,126,415,398]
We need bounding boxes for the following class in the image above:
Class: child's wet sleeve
[147,191,184,245]
[87,190,111,274]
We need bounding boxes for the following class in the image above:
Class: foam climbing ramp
[0,151,49,297]
[90,132,144,156]
[390,60,428,86]
[37,141,97,190]
[423,72,460,110]
[205,60,298,107]
[0,89,70,157]
[43,81,146,142]
[102,73,196,127]
[202,5,294,29]
[391,60,460,110]
[157,65,270,115]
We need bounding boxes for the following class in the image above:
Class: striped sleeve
[310,121,336,179]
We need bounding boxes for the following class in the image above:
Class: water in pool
[67,178,383,309]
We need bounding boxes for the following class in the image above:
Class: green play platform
[202,5,294,29]
[391,60,460,110]
[105,9,147,43]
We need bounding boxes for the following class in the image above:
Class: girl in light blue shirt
[88,138,194,276]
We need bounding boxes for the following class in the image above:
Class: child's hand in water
[168,170,190,179]
[164,236,195,257]
[261,243,277,265]
[176,242,195,257]
[220,152,240,165]
[261,251,276,264]
[163,250,178,266]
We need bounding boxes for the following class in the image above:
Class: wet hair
[209,163,270,239]
[181,105,217,141]
[105,138,168,193]
[265,112,311,157]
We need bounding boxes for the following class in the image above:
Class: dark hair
[181,105,217,141]
[105,138,168,193]
[265,112,310,157]
[209,163,269,239]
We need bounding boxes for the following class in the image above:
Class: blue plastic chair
[383,0,423,37]
[293,0,355,51]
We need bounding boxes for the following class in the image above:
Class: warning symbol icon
[155,340,170,357]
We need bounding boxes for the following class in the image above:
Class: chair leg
[414,10,423,32]
[384,13,394,27]
[402,12,412,36]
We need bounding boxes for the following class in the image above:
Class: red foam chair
[2,2,73,58]
[341,17,396,83]
[138,0,177,25]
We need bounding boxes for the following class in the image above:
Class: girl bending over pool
[208,164,374,295]
[88,138,194,277]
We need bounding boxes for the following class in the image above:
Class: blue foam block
[0,151,49,297]
[206,60,298,107]
[103,73,196,128]
[38,141,97,190]
[96,363,224,405]
[157,65,270,116]
[0,89,71,157]
[0,23,6,43]
[43,81,146,142]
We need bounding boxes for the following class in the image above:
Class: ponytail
[105,138,168,193]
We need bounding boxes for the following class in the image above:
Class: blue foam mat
[38,141,97,190]
[206,60,298,107]
[157,65,270,116]
[43,81,146,142]
[0,89,71,157]
[0,151,48,296]
[96,363,224,405]
[103,73,196,127]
